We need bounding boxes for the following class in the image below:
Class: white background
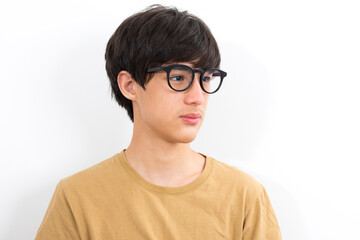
[1,0,359,239]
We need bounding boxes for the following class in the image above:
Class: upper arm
[35,181,81,240]
[242,186,282,240]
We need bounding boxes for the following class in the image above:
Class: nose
[183,74,205,105]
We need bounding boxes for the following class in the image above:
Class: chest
[76,186,244,239]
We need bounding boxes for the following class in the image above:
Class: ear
[117,70,138,101]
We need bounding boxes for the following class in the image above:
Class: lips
[180,113,201,124]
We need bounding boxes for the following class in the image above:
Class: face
[132,62,209,144]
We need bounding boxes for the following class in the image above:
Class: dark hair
[105,5,221,122]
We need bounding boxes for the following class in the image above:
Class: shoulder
[211,158,265,190]
[210,157,281,237]
[59,152,123,194]
[209,157,268,202]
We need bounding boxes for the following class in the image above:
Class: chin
[177,136,197,144]
[169,130,199,144]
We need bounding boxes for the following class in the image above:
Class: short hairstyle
[105,5,221,122]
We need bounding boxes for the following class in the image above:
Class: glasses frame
[147,64,227,94]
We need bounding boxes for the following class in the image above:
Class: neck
[124,123,205,187]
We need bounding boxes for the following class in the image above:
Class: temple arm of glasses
[147,67,164,73]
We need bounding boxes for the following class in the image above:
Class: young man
[36,5,281,240]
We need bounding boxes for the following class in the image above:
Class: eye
[202,71,221,83]
[202,76,211,83]
[169,75,185,81]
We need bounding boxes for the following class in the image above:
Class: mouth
[180,113,201,124]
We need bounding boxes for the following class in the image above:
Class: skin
[117,62,209,187]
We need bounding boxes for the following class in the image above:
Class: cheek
[140,91,179,123]
[203,95,209,108]
[152,97,181,124]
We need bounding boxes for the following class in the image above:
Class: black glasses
[147,64,227,94]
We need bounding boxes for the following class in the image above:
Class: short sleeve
[35,180,81,240]
[242,186,282,240]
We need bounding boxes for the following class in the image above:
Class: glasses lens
[202,69,222,93]
[168,66,193,91]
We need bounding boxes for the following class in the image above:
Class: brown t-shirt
[36,150,281,239]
